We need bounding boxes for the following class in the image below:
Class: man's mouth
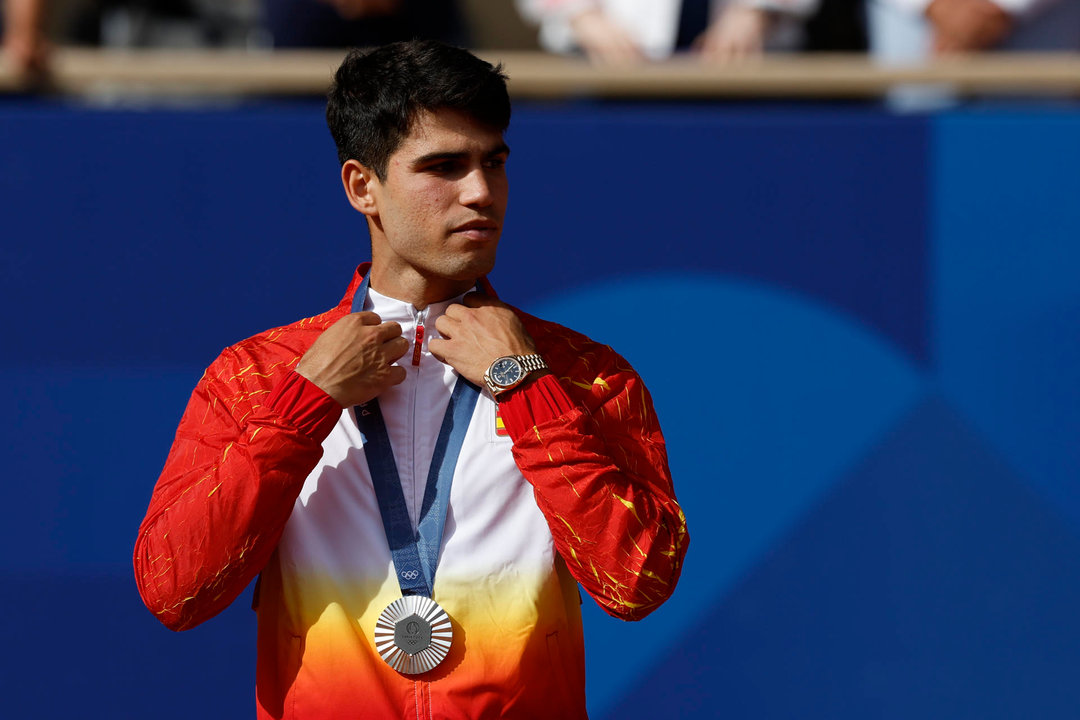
[452,220,500,239]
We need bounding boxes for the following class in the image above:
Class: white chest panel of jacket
[275,288,556,624]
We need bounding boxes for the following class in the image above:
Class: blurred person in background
[2,0,49,76]
[869,0,1080,61]
[12,0,466,53]
[515,0,830,64]
[263,0,466,48]
[869,0,1080,110]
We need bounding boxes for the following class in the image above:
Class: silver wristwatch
[483,354,548,398]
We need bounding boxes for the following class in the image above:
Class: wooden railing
[1,48,1079,99]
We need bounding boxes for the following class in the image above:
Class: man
[135,40,687,719]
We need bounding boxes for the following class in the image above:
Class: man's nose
[460,168,493,207]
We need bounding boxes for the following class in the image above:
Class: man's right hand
[296,312,409,407]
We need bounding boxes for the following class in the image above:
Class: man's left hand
[430,294,538,387]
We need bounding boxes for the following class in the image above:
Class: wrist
[483,354,549,399]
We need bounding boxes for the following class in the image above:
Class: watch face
[490,357,523,387]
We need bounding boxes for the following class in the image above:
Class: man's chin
[461,261,497,286]
[457,248,498,278]
[426,254,497,291]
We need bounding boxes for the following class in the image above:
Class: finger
[384,334,408,354]
[382,335,411,362]
[428,336,447,361]
[351,311,383,326]
[373,321,404,341]
[442,301,478,321]
[386,365,407,386]
[433,314,458,338]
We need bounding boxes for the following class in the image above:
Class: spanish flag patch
[495,410,509,437]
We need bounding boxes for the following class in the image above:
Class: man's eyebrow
[411,143,511,167]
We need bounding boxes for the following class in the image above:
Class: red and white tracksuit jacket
[134,264,688,719]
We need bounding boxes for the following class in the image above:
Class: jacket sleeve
[499,352,688,621]
[133,352,341,631]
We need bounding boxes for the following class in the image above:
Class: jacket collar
[338,262,497,310]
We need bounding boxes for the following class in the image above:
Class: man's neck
[367,266,476,311]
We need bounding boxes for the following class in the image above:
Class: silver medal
[374,595,453,674]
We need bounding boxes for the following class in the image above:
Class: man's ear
[341,159,379,216]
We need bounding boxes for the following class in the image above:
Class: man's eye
[484,158,507,170]
[429,162,456,173]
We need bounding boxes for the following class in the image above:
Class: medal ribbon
[351,274,480,598]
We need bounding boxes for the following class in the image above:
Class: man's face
[364,108,509,300]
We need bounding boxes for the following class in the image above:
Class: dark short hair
[326,40,511,179]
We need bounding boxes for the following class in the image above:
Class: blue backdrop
[2,97,1077,718]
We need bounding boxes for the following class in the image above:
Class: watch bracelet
[517,354,547,373]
